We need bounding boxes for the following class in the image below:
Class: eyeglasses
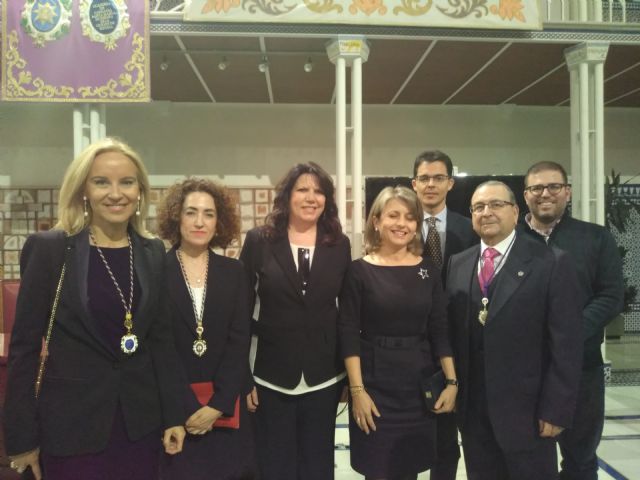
[415,174,450,185]
[524,183,568,196]
[470,200,515,214]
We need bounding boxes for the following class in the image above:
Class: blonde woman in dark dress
[4,138,185,480]
[339,186,458,480]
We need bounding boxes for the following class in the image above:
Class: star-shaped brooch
[418,268,429,279]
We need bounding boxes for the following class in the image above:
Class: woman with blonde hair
[4,137,185,480]
[339,185,458,480]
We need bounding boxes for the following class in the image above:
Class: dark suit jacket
[166,247,250,417]
[446,233,583,452]
[423,209,478,287]
[4,229,184,457]
[239,228,351,389]
[518,214,624,368]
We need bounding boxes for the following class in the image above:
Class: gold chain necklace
[89,230,137,354]
[176,248,209,357]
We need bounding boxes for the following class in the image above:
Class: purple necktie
[478,247,500,295]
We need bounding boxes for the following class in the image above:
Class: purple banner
[1,0,149,102]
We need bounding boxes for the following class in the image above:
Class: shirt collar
[524,212,562,239]
[423,206,447,223]
[480,229,516,257]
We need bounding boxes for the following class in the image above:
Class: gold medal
[177,249,210,357]
[478,297,489,325]
[193,338,207,357]
[90,230,138,355]
[121,333,138,354]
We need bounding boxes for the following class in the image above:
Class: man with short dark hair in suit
[411,150,477,480]
[447,181,583,480]
[520,161,624,480]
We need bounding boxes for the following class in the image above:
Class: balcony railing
[150,0,640,25]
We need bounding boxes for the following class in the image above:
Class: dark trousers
[254,382,342,480]
[430,412,460,480]
[559,365,605,480]
[461,402,558,480]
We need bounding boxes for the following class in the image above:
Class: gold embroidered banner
[1,0,150,103]
[184,0,542,30]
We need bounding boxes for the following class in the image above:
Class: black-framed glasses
[415,174,450,185]
[524,183,569,196]
[470,200,515,215]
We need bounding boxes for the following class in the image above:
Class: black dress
[338,258,452,477]
[161,250,255,480]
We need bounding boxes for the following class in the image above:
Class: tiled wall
[611,184,640,333]
[2,183,638,333]
[0,186,276,280]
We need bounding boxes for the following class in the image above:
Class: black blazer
[4,229,184,457]
[240,228,351,389]
[446,233,583,452]
[166,247,250,417]
[423,209,478,287]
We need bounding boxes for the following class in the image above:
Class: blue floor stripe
[605,414,640,420]
[601,434,640,440]
[598,457,629,480]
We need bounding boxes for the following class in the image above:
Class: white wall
[1,102,639,187]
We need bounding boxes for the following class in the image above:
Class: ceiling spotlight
[258,56,269,73]
[304,57,313,73]
[160,55,169,72]
[218,56,228,71]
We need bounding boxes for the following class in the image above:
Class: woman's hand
[246,386,259,413]
[432,385,457,414]
[186,406,223,435]
[351,390,381,434]
[163,426,185,455]
[9,448,41,479]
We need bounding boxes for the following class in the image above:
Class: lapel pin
[517,271,524,277]
[418,268,429,279]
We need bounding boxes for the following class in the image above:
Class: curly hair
[261,162,343,246]
[157,177,239,249]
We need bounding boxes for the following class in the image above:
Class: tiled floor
[335,386,640,479]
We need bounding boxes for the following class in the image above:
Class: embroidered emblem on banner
[21,0,72,47]
[79,0,130,51]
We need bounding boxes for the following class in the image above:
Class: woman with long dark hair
[240,162,351,480]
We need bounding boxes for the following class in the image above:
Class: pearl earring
[136,196,141,216]
[83,196,88,218]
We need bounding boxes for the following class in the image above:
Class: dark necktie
[298,248,310,294]
[424,217,443,268]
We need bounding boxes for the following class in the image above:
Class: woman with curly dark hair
[240,162,351,480]
[157,178,255,480]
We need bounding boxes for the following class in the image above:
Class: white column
[564,42,609,223]
[335,57,347,228]
[326,37,370,253]
[579,61,590,221]
[594,62,605,226]
[73,104,91,157]
[351,57,363,258]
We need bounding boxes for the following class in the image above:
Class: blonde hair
[364,186,423,255]
[54,137,152,237]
